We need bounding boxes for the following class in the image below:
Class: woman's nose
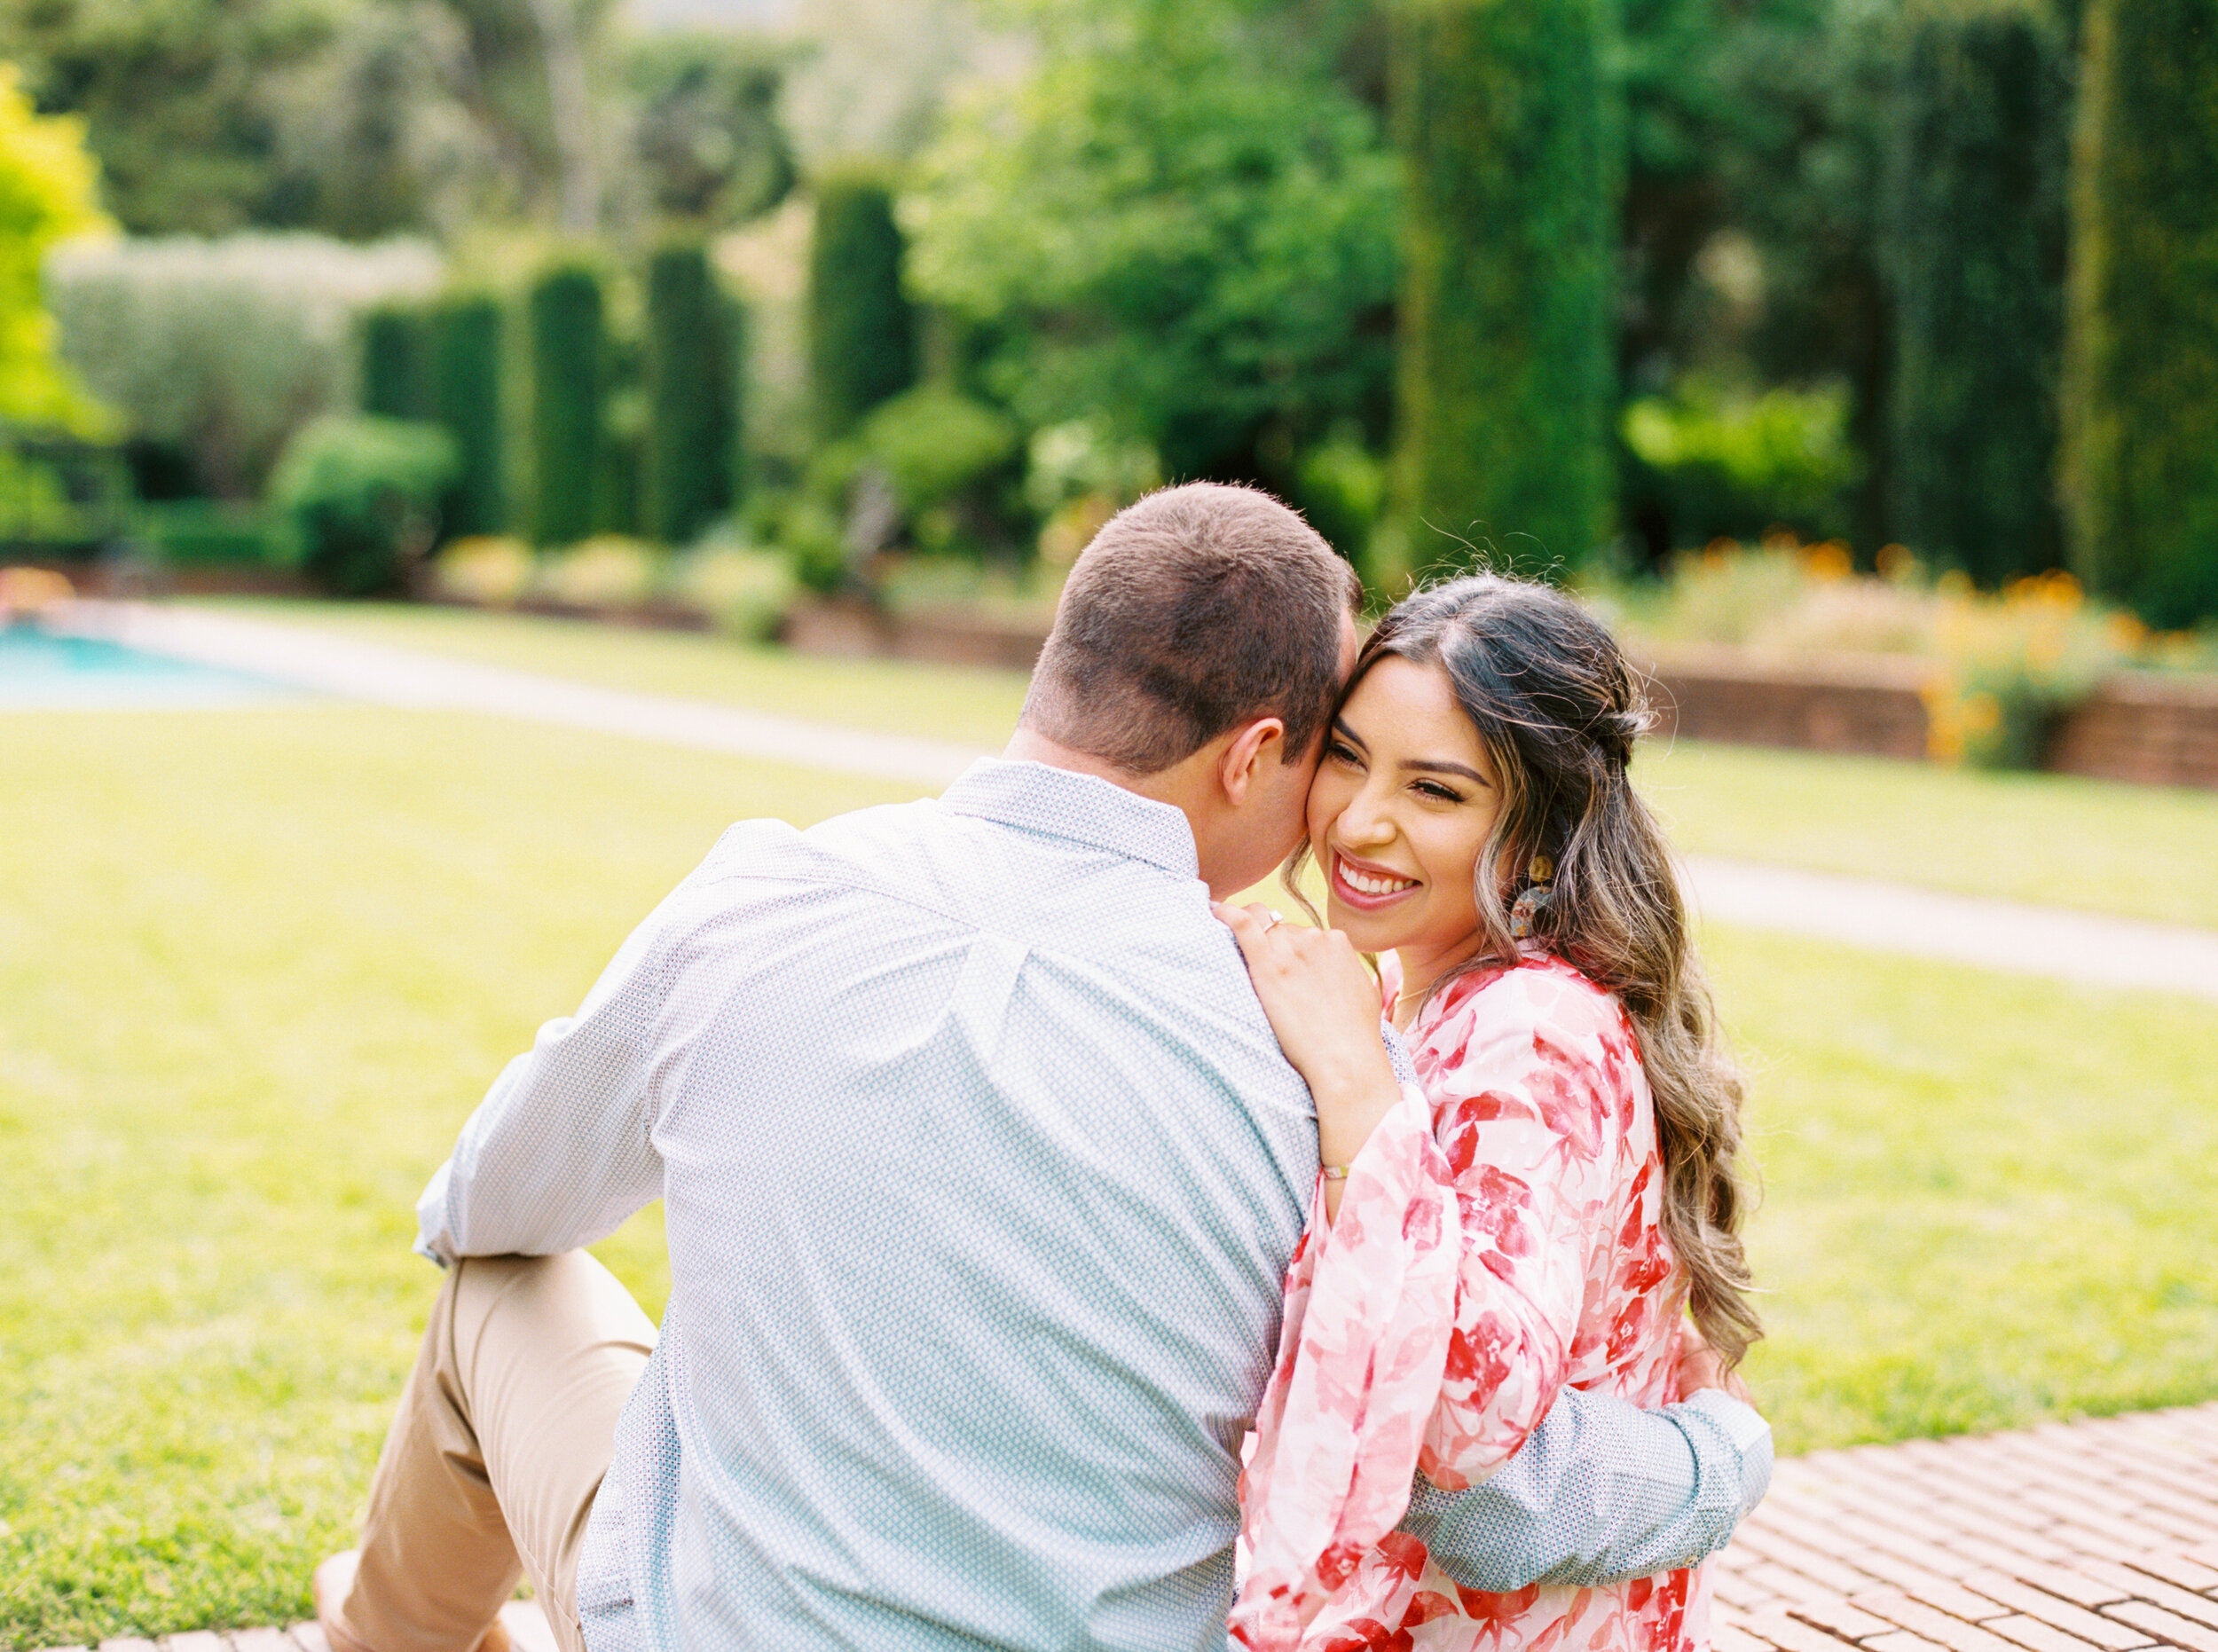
[1336,784,1397,847]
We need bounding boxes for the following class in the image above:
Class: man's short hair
[1020,483,1362,775]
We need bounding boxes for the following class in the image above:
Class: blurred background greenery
[0,0,2212,649]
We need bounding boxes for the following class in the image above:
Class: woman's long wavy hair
[1292,573,1762,1365]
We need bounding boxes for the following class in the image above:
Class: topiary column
[430,293,506,539]
[2062,0,2218,625]
[1887,3,2072,587]
[528,259,604,547]
[807,170,916,441]
[360,303,433,422]
[1386,0,1617,581]
[643,238,735,545]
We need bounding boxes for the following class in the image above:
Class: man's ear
[1216,716,1288,805]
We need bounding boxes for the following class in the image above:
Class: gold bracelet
[1321,1164,1349,1182]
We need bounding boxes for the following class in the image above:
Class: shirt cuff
[413,1160,456,1269]
[1680,1386,1773,1515]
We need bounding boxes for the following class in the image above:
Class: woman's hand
[1214,903,1405,1197]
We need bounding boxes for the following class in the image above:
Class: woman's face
[1307,654,1505,996]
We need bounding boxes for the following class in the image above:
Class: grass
[205,599,2218,931]
[1714,924,2218,1448]
[4,663,2214,1640]
[1636,738,2218,932]
[0,707,915,1645]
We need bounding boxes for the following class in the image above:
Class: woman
[1217,575,1760,1652]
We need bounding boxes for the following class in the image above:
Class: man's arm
[414,875,683,1266]
[1402,1381,1771,1593]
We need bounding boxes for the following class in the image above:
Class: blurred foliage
[429,291,506,537]
[1621,377,1863,545]
[0,0,794,242]
[1923,569,2130,770]
[2063,0,2218,629]
[46,233,441,498]
[1617,0,1897,557]
[269,411,456,594]
[619,31,795,228]
[1387,0,1616,583]
[359,300,433,420]
[1884,0,2071,588]
[807,169,914,441]
[1589,534,2159,771]
[856,384,1017,524]
[908,0,1396,495]
[526,256,602,544]
[0,0,336,235]
[0,60,107,434]
[641,238,736,545]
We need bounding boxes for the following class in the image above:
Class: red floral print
[1231,953,1709,1652]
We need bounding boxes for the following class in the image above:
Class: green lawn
[207,600,2218,930]
[3,689,2214,1643]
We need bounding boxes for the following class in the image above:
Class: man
[318,484,1769,1652]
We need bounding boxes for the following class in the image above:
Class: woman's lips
[1328,851,1420,912]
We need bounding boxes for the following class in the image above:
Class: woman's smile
[1305,654,1506,1009]
[1326,850,1421,909]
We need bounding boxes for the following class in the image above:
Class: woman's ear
[1215,716,1288,805]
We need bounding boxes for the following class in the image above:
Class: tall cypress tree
[1887,2,2072,586]
[528,260,604,547]
[430,293,506,539]
[807,170,916,441]
[643,239,735,545]
[360,304,433,422]
[2063,0,2218,625]
[1387,0,1617,579]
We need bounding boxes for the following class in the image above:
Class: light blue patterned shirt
[416,759,1768,1651]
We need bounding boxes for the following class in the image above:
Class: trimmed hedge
[643,239,736,545]
[360,304,433,422]
[1387,0,1616,577]
[1886,4,2071,586]
[430,294,506,539]
[808,172,916,441]
[2063,0,2218,625]
[270,415,457,597]
[528,261,605,547]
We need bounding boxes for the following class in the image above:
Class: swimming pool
[0,619,300,709]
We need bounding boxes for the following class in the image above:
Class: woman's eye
[1413,780,1463,803]
[1325,740,1363,767]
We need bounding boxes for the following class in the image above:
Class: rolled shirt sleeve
[1401,1383,1772,1592]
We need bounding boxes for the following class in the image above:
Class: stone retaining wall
[775,604,2218,791]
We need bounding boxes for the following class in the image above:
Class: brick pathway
[33,1402,2218,1652]
[1711,1402,2218,1652]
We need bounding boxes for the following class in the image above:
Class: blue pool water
[0,622,298,709]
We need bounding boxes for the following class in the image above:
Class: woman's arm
[1213,901,1408,1220]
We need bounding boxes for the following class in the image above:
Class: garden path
[60,601,2218,1003]
[35,1402,2218,1652]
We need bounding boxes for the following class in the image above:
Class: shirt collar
[941,758,1201,883]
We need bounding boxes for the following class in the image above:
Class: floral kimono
[1231,952,1707,1652]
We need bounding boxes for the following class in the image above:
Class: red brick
[1986,1617,2149,1652]
[2104,1603,2218,1652]
[1853,1592,2031,1652]
[1963,1576,2160,1648]
[1740,1609,1868,1652]
[1789,1596,1898,1640]
[1867,1632,1958,1652]
[2114,1555,2218,1595]
[1716,1623,1776,1652]
[2075,1567,2218,1632]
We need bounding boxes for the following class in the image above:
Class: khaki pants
[329,1252,656,1652]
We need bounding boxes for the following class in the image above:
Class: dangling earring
[1509,853,1554,941]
